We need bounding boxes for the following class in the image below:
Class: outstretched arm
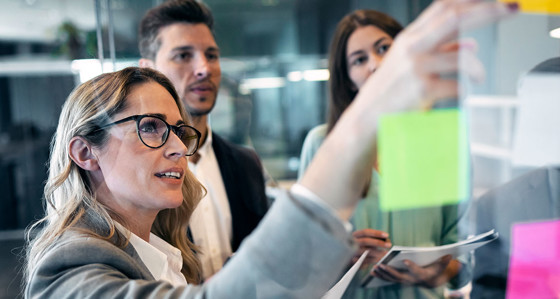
[300,0,516,221]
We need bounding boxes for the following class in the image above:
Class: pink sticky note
[506,219,560,299]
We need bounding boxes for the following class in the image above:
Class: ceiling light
[287,71,303,82]
[303,69,330,81]
[239,77,286,90]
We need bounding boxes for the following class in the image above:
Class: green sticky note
[378,109,469,211]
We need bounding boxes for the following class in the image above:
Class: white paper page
[386,238,495,270]
[363,230,498,288]
[322,250,369,299]
[512,74,560,167]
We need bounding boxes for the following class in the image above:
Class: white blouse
[115,223,187,286]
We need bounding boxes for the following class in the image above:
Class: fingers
[403,255,452,279]
[353,229,392,250]
[353,239,391,265]
[353,229,391,245]
[353,228,389,240]
[407,0,517,54]
[414,42,484,105]
[352,229,392,265]
[439,38,478,53]
[416,52,460,75]
[416,40,482,79]
[373,264,414,285]
[356,237,392,249]
[430,255,453,268]
[353,253,385,265]
[457,1,518,33]
[460,48,486,83]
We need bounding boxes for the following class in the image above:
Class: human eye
[377,43,392,56]
[206,51,219,61]
[172,51,192,62]
[351,55,367,66]
[139,118,164,135]
[175,126,187,139]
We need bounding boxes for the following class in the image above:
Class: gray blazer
[26,190,355,298]
[471,166,560,298]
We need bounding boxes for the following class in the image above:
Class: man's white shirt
[188,128,233,280]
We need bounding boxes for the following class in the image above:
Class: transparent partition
[0,1,99,297]
[463,7,560,298]
[1,0,559,298]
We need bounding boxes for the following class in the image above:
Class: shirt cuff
[290,183,354,233]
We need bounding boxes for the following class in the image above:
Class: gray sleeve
[27,190,355,299]
[205,188,355,297]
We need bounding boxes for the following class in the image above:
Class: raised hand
[300,0,517,220]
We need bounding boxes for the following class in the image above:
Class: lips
[155,168,184,180]
[189,81,215,94]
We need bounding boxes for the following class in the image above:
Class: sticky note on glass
[378,109,469,211]
[506,220,560,299]
[499,0,560,14]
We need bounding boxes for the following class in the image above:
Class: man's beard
[185,96,217,117]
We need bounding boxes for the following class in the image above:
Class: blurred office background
[0,0,558,298]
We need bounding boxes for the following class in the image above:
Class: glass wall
[0,1,96,297]
[0,0,558,298]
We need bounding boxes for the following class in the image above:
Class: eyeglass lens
[138,116,198,154]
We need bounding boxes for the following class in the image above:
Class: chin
[170,196,184,208]
[160,193,184,210]
[185,98,216,115]
[187,104,213,116]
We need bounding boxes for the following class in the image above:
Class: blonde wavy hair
[25,67,204,285]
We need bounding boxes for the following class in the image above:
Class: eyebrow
[170,45,220,54]
[145,113,166,120]
[347,37,389,60]
[145,113,186,126]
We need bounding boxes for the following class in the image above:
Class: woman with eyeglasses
[298,9,471,299]
[25,0,516,297]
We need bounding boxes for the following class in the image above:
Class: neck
[124,214,156,242]
[95,179,158,243]
[98,192,156,242]
[191,114,209,146]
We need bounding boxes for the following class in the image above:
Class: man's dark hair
[529,57,560,74]
[138,0,214,60]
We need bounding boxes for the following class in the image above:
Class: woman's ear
[69,136,99,171]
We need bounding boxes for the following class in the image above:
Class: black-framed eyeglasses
[92,114,201,156]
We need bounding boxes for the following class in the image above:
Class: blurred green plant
[54,21,90,60]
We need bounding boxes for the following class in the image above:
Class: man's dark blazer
[211,132,269,251]
[472,166,560,298]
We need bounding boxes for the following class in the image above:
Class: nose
[165,131,188,159]
[368,54,382,73]
[194,56,210,79]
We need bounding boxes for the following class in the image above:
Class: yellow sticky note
[500,0,560,14]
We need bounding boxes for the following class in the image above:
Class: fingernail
[506,2,519,11]
[461,42,476,51]
[385,243,392,248]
